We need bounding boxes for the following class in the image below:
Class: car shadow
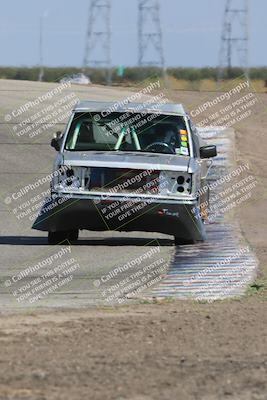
[0,236,174,247]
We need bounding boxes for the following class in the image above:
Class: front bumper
[32,194,206,241]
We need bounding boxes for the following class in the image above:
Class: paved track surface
[0,80,258,311]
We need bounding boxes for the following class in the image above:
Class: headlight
[176,174,192,194]
[53,166,81,190]
[159,171,192,195]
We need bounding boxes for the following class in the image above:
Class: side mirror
[51,132,63,151]
[51,138,61,151]
[200,145,217,159]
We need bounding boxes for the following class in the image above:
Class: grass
[246,278,267,298]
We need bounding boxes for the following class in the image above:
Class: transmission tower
[83,0,112,84]
[218,0,249,81]
[138,0,165,70]
[38,15,44,82]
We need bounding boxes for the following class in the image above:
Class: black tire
[69,229,79,241]
[174,236,195,246]
[48,230,78,245]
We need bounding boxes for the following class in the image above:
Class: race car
[32,101,217,245]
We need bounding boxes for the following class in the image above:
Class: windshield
[65,112,190,156]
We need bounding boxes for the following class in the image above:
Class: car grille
[88,168,160,195]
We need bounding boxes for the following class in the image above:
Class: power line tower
[138,0,165,71]
[217,0,249,81]
[38,15,44,82]
[83,0,112,84]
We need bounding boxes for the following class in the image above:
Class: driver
[78,122,94,143]
[155,124,181,149]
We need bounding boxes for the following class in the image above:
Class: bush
[0,66,266,85]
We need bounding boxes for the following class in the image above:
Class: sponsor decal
[180,147,189,156]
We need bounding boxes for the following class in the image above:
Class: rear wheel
[174,236,195,246]
[48,229,79,245]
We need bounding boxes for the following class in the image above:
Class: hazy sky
[0,0,266,67]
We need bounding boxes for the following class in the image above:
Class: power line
[38,15,44,82]
[218,0,249,81]
[138,0,165,71]
[83,0,112,84]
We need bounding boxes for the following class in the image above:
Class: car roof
[73,101,187,117]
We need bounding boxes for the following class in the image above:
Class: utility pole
[217,0,249,81]
[38,14,44,82]
[83,0,112,85]
[138,0,165,73]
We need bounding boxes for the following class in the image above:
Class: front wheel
[69,229,79,241]
[48,229,79,245]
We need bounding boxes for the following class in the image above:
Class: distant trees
[0,66,266,84]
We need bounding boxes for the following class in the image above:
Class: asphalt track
[0,80,258,311]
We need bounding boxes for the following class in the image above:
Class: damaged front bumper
[32,192,206,242]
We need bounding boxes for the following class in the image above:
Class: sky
[0,0,266,68]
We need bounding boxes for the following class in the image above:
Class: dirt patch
[0,299,266,400]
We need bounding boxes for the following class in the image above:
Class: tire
[174,236,195,246]
[48,230,78,245]
[69,229,79,241]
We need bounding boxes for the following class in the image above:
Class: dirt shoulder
[0,299,266,400]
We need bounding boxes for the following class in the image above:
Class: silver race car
[32,101,217,244]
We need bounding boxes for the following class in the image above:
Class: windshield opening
[65,112,190,156]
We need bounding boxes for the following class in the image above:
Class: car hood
[62,151,194,172]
